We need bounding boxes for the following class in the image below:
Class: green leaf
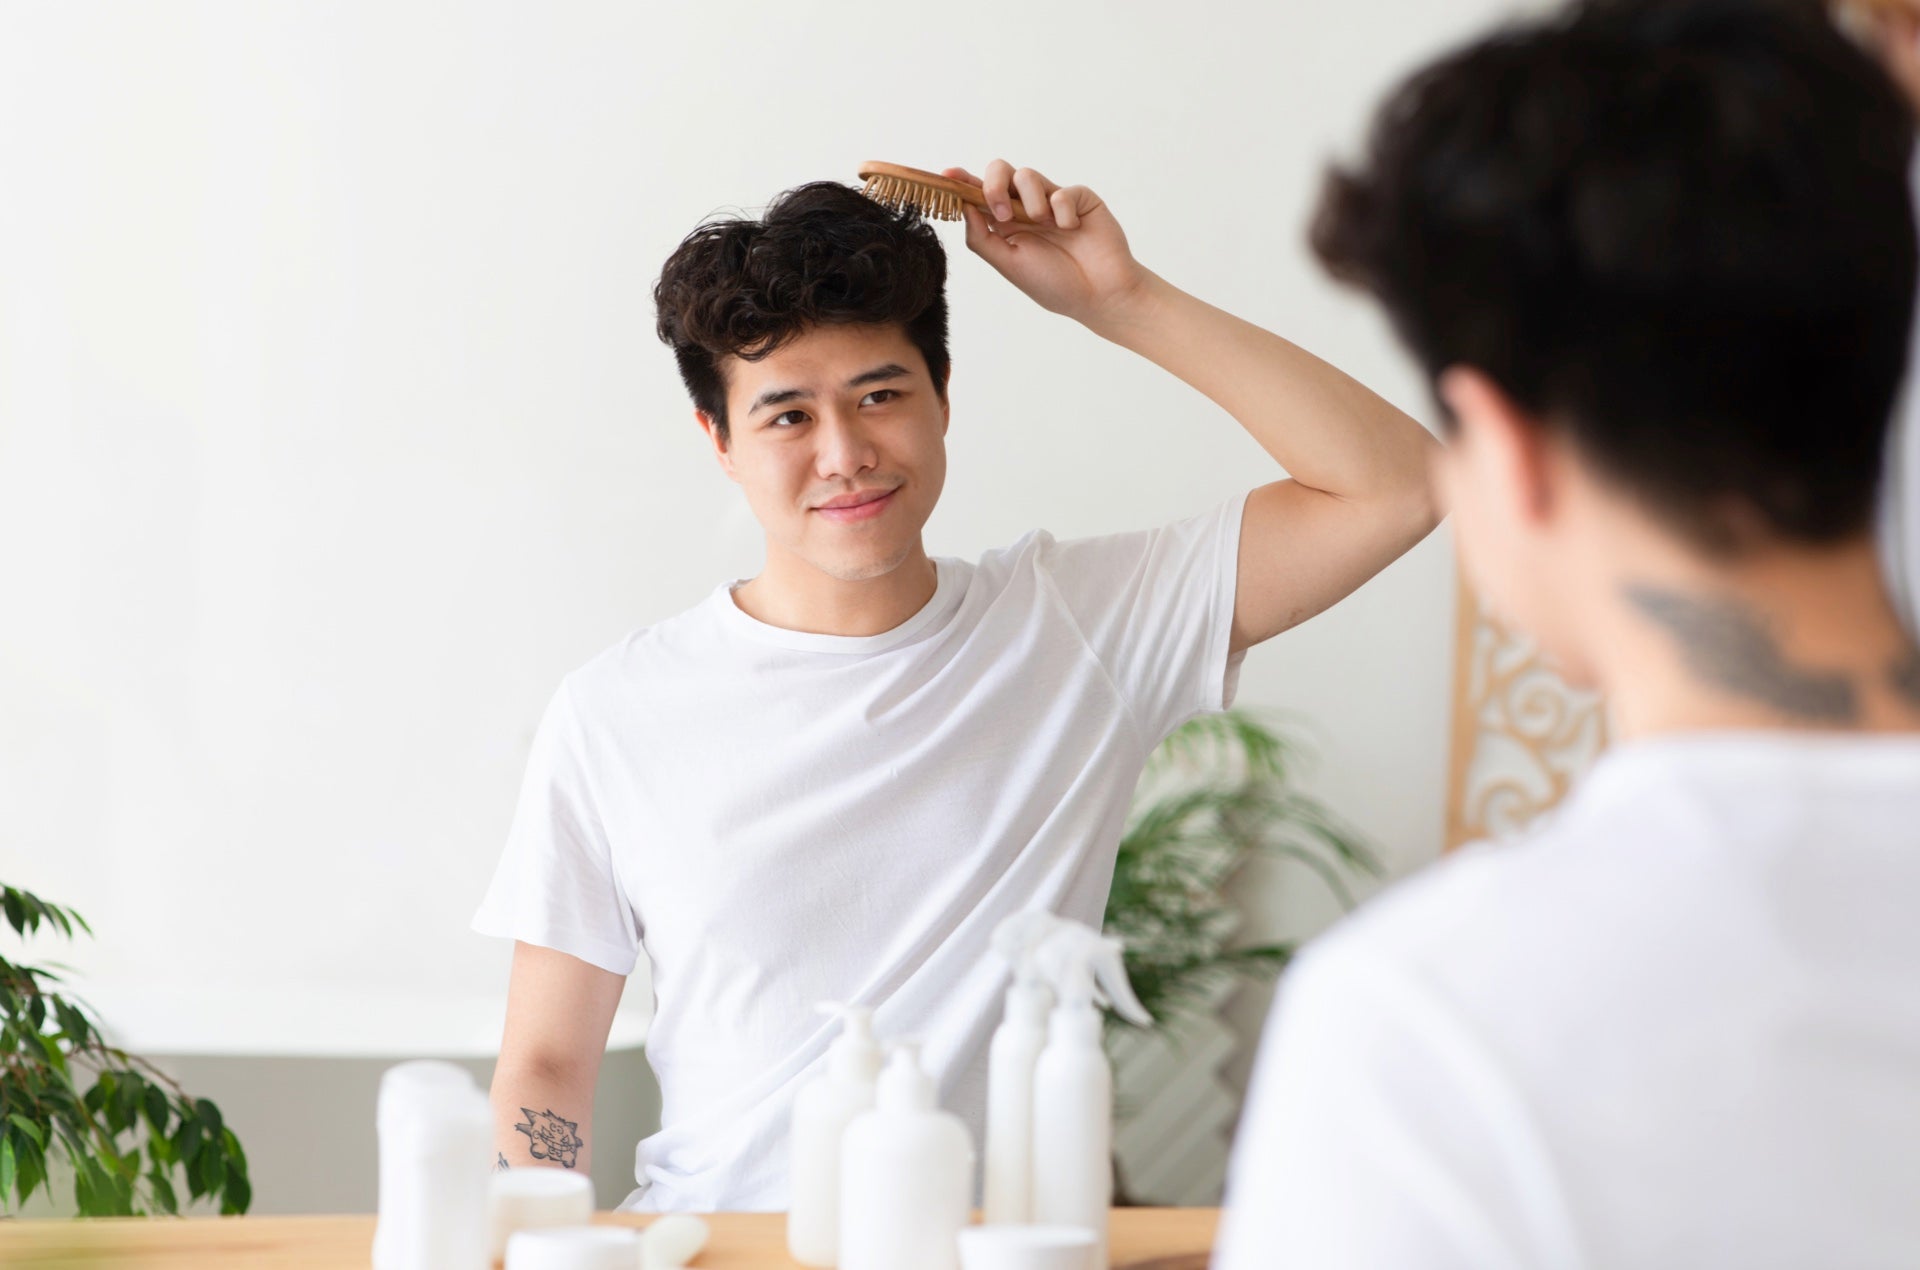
[220,1125,248,1172]
[143,1084,170,1135]
[176,1116,204,1169]
[196,1145,226,1200]
[52,1000,91,1050]
[8,1114,44,1150]
[194,1098,223,1138]
[115,1073,144,1133]
[2,890,25,939]
[14,1141,44,1209]
[0,1134,15,1206]
[148,1167,178,1214]
[183,1137,207,1200]
[221,1166,251,1215]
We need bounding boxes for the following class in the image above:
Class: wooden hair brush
[857,161,1041,225]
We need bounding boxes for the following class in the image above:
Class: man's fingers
[984,158,1017,222]
[961,203,1010,262]
[1050,185,1093,231]
[941,166,985,190]
[1012,167,1056,225]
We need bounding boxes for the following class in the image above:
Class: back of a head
[653,181,950,445]
[1314,0,1918,556]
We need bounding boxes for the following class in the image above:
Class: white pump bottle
[787,1002,882,1267]
[1030,924,1152,1269]
[838,1041,973,1270]
[984,911,1066,1224]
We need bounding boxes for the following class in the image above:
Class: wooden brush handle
[858,161,1041,225]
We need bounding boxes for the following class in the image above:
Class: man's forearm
[1088,270,1436,502]
[491,1059,595,1174]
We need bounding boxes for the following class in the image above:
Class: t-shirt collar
[712,557,967,655]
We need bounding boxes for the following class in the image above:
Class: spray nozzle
[876,1038,935,1112]
[816,1001,881,1083]
[991,911,1072,986]
[1032,925,1152,1028]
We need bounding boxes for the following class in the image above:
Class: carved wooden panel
[1445,574,1609,849]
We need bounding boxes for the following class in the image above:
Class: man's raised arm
[950,159,1442,653]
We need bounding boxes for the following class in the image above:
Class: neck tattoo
[1622,583,1859,723]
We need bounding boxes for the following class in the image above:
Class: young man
[473,165,1439,1208]
[1215,1,1920,1265]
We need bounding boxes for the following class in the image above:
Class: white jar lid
[488,1172,596,1261]
[505,1226,639,1270]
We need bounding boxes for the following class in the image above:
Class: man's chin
[808,546,921,584]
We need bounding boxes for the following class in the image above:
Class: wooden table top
[0,1207,1219,1268]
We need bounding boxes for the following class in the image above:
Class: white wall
[0,0,1522,1198]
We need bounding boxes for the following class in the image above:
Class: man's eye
[772,410,808,427]
[861,389,897,406]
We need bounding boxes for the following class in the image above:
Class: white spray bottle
[984,911,1065,1224]
[787,1002,881,1267]
[1030,923,1151,1269]
[838,1040,973,1270]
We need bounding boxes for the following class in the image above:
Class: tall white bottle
[984,912,1064,1224]
[1030,925,1152,1270]
[787,1003,882,1267]
[838,1042,973,1270]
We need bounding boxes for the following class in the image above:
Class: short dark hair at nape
[1313,0,1917,555]
[653,181,951,445]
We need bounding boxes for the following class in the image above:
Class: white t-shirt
[474,495,1246,1211]
[1215,732,1920,1270]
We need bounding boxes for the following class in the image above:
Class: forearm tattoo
[495,1152,511,1172]
[1623,584,1858,722]
[514,1107,585,1169]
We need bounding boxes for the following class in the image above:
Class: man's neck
[1591,538,1920,741]
[730,543,939,638]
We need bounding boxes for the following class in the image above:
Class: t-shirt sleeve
[1037,492,1248,745]
[1212,942,1578,1270]
[471,677,642,976]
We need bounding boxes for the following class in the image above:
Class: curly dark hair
[653,181,951,444]
[1311,0,1916,555]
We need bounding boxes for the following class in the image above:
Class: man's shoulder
[1302,794,1654,1017]
[556,593,729,700]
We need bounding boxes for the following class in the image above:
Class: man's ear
[1437,366,1555,527]
[696,410,737,481]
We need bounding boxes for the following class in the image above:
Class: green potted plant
[1101,710,1379,1203]
[0,884,252,1216]
[1105,709,1380,1038]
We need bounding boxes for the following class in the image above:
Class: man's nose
[814,409,880,479]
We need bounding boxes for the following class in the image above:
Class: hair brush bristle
[860,173,965,221]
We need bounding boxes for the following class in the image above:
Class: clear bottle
[984,912,1064,1224]
[1030,926,1151,1270]
[787,1003,882,1266]
[838,1041,973,1270]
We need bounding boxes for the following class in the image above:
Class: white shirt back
[1216,732,1920,1270]
[475,496,1245,1211]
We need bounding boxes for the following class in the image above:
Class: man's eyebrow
[846,363,912,389]
[747,385,809,416]
[747,364,912,417]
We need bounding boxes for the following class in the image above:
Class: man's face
[705,322,949,584]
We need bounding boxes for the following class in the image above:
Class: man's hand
[945,160,1151,329]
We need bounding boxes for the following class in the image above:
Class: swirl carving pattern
[1446,577,1608,849]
